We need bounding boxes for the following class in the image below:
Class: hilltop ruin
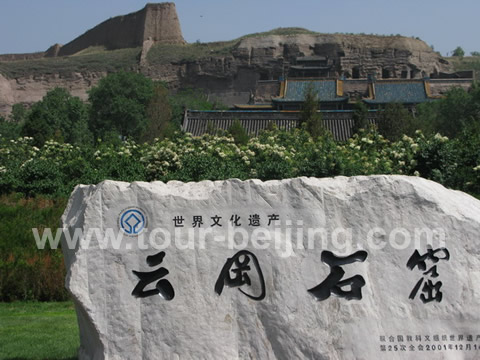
[57,3,185,56]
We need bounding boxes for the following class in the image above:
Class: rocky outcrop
[61,176,480,359]
[0,16,453,116]
[142,33,452,106]
[229,33,451,79]
[0,72,105,116]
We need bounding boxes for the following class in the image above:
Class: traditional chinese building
[182,109,378,141]
[288,56,337,78]
[271,79,348,110]
[250,77,467,111]
[183,73,474,140]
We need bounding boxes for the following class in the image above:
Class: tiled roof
[296,56,327,61]
[183,111,299,137]
[273,80,348,103]
[183,110,378,141]
[233,104,274,110]
[365,81,430,104]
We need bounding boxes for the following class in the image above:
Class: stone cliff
[144,33,452,106]
[0,2,453,117]
[0,72,106,116]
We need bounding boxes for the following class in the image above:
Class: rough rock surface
[234,34,449,78]
[0,72,105,116]
[144,34,452,105]
[61,176,480,360]
[0,31,452,116]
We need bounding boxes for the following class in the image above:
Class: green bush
[413,133,457,185]
[0,117,22,141]
[300,84,327,138]
[377,103,415,141]
[1,126,479,197]
[228,120,249,146]
[17,159,66,197]
[22,88,91,147]
[0,252,67,301]
[169,87,225,126]
[0,195,69,301]
[351,102,369,135]
[88,71,155,141]
[416,84,480,138]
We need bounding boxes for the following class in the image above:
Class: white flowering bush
[0,126,479,197]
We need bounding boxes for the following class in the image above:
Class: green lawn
[0,302,79,360]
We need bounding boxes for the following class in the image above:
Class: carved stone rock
[62,176,480,359]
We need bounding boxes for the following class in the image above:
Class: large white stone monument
[61,176,480,359]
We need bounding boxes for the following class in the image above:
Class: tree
[22,88,90,146]
[228,119,249,145]
[416,85,480,138]
[9,103,27,124]
[377,103,414,141]
[169,87,221,127]
[452,46,465,57]
[0,116,21,140]
[141,82,174,142]
[300,85,325,138]
[1,103,25,141]
[471,51,480,57]
[88,71,155,141]
[351,101,369,135]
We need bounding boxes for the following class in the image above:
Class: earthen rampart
[58,3,184,56]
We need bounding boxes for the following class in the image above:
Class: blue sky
[0,0,477,56]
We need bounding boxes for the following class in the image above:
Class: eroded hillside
[0,28,452,116]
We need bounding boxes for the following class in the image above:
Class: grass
[0,195,69,302]
[240,27,319,39]
[0,47,141,79]
[147,27,320,65]
[0,301,79,360]
[0,194,67,253]
[147,41,237,65]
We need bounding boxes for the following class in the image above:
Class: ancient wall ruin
[142,3,184,44]
[0,52,45,62]
[58,3,184,56]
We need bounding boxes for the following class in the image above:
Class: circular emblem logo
[119,207,147,235]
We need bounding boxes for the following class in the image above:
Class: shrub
[228,120,249,146]
[0,117,22,141]
[377,103,414,141]
[0,195,69,301]
[88,71,154,141]
[21,88,90,147]
[300,85,326,138]
[0,126,478,197]
[351,102,369,135]
[452,46,465,57]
